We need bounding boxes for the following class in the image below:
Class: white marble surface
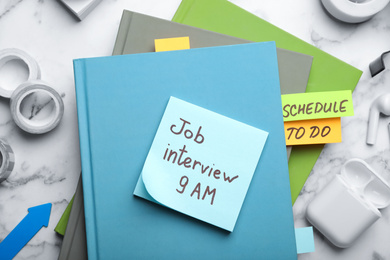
[0,0,389,259]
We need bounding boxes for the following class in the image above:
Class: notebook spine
[112,10,134,55]
[73,59,99,260]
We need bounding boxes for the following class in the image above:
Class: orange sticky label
[154,37,190,52]
[284,118,342,145]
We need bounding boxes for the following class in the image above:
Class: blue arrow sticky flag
[0,203,52,260]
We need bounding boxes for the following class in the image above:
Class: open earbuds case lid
[341,158,390,209]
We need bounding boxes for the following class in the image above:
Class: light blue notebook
[73,42,297,259]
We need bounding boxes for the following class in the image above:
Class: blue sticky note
[134,97,268,232]
[295,227,315,254]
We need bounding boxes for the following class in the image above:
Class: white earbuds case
[306,158,390,248]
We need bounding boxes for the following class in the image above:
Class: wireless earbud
[367,93,390,144]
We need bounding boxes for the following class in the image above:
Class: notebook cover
[171,0,362,203]
[74,42,297,259]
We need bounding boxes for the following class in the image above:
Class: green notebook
[172,0,362,203]
[55,196,74,236]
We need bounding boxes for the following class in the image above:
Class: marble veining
[0,0,390,259]
[0,0,23,19]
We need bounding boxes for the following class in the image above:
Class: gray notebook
[58,176,87,260]
[113,11,312,95]
[58,10,312,259]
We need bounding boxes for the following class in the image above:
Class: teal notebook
[74,42,297,259]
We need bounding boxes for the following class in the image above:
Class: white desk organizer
[306,158,390,248]
[59,0,102,20]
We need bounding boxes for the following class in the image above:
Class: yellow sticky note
[284,118,342,145]
[281,90,353,122]
[155,37,190,52]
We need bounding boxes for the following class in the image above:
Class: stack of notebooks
[58,0,362,259]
